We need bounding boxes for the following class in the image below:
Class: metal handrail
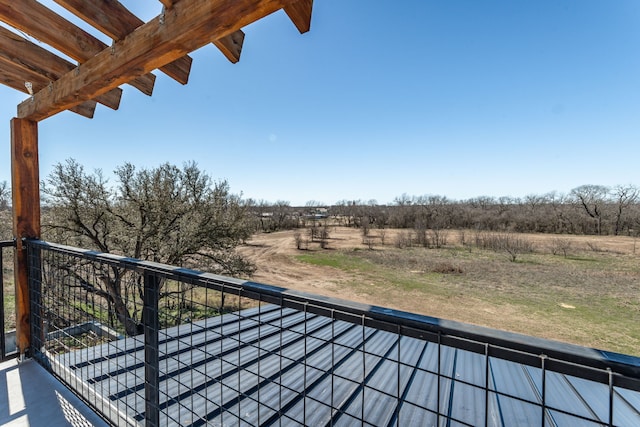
[25,238,640,392]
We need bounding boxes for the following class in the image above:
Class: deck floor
[0,357,109,427]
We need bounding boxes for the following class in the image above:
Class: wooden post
[10,118,40,356]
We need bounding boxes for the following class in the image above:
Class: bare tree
[570,185,610,235]
[0,181,9,210]
[43,159,255,335]
[378,228,387,246]
[612,185,638,236]
[293,230,308,250]
[0,181,10,240]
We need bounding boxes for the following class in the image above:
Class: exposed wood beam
[212,30,245,63]
[0,0,155,95]
[54,0,192,85]
[0,62,96,118]
[64,100,97,118]
[158,0,246,63]
[18,0,306,121]
[0,26,121,111]
[284,0,313,34]
[11,118,40,355]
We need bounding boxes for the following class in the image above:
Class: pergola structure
[0,0,314,357]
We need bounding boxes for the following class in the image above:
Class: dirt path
[238,228,366,302]
[239,230,539,335]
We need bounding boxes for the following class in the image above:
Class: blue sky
[1,0,639,206]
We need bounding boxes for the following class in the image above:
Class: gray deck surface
[44,305,640,426]
[0,357,109,427]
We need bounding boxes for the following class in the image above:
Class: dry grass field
[238,227,640,356]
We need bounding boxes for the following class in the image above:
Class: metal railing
[0,239,16,360]
[24,239,640,426]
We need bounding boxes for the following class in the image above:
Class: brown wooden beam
[212,30,245,63]
[0,0,155,95]
[54,0,193,85]
[11,118,40,356]
[158,0,247,64]
[18,0,308,121]
[0,63,96,118]
[0,26,122,111]
[158,0,174,8]
[284,0,313,33]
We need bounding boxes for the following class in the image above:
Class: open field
[238,227,640,356]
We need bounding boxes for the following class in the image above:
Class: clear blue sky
[1,0,639,206]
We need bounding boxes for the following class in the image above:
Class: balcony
[1,239,640,426]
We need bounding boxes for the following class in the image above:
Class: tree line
[252,185,640,237]
[2,171,639,242]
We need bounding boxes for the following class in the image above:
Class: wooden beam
[212,30,245,63]
[0,62,96,118]
[0,0,155,95]
[157,0,246,64]
[284,0,313,33]
[54,0,193,85]
[18,0,306,121]
[0,26,122,111]
[11,118,40,356]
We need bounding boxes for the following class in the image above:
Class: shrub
[431,262,463,274]
[550,237,572,257]
[394,231,413,249]
[474,231,534,261]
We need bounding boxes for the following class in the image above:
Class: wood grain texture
[284,0,313,33]
[18,0,305,121]
[11,118,40,354]
[0,27,120,111]
[157,0,248,65]
[54,0,192,84]
[0,0,155,95]
[0,61,96,118]
[212,30,245,63]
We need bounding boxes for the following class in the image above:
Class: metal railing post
[27,241,44,358]
[144,271,160,427]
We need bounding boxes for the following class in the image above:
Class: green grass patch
[294,242,640,355]
[72,301,111,324]
[565,255,598,262]
[296,252,375,272]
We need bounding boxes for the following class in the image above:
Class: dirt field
[238,227,640,355]
[239,227,368,301]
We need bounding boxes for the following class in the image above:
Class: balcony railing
[14,239,640,426]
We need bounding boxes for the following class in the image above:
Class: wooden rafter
[157,0,174,8]
[156,0,246,63]
[284,0,314,34]
[213,30,246,64]
[0,0,155,95]
[53,0,193,85]
[17,0,308,121]
[0,26,122,111]
[0,58,97,118]
[0,0,313,119]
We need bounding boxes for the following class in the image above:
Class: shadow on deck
[0,357,109,427]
